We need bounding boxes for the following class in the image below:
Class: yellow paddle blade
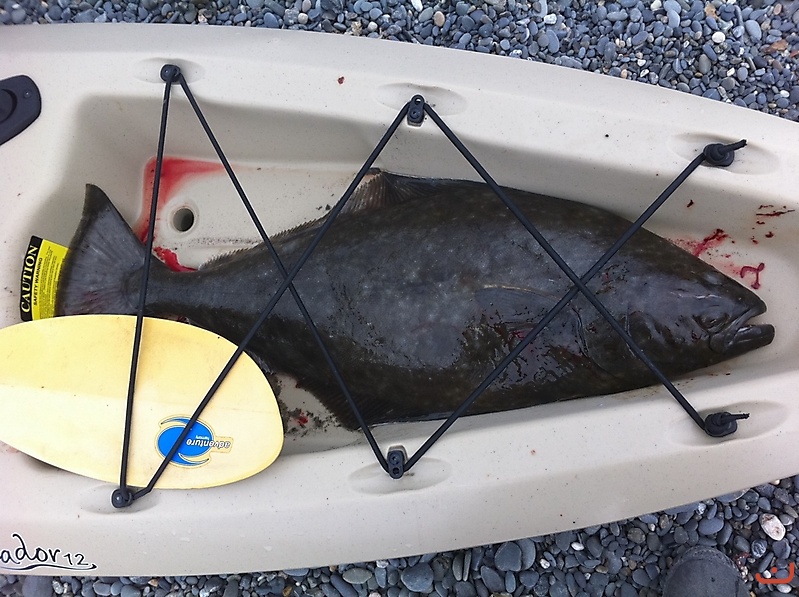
[0,315,283,489]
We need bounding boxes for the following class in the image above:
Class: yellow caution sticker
[19,236,68,321]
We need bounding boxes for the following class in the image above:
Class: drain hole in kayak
[172,207,195,232]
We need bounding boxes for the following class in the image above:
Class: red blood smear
[740,262,765,290]
[153,247,196,272]
[136,157,224,241]
[297,414,309,427]
[672,228,729,257]
[756,208,795,217]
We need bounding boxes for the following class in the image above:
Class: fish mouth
[710,305,775,356]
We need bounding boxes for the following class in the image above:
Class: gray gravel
[2,1,799,596]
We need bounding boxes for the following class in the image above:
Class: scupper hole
[172,207,195,233]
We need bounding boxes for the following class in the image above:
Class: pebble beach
[2,0,799,595]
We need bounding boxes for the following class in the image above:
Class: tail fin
[56,185,151,316]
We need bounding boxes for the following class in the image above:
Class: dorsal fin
[203,170,456,267]
[339,169,392,215]
[381,171,467,203]
[197,246,255,270]
[271,169,433,242]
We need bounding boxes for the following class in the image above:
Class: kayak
[0,24,797,577]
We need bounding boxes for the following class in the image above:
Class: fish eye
[702,271,727,286]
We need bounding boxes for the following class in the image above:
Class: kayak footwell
[1,24,798,575]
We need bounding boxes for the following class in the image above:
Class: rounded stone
[698,517,724,535]
[517,538,537,570]
[10,7,27,23]
[262,12,279,26]
[721,77,736,91]
[697,54,712,74]
[733,535,750,552]
[518,570,539,588]
[418,6,434,21]
[495,542,522,572]
[627,527,646,544]
[478,566,503,593]
[773,538,790,560]
[744,19,762,40]
[751,539,768,558]
[666,9,680,28]
[342,568,373,585]
[119,586,141,597]
[329,575,357,597]
[453,581,476,597]
[546,29,560,53]
[760,513,786,540]
[631,568,651,587]
[400,563,434,593]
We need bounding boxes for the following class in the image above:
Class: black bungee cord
[113,70,749,507]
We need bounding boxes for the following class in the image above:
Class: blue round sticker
[156,417,215,467]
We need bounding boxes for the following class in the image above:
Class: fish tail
[56,184,164,316]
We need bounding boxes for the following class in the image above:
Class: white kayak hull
[1,24,798,576]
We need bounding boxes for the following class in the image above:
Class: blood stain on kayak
[136,157,224,241]
[740,262,765,290]
[756,205,795,217]
[671,228,729,258]
[153,247,196,272]
[670,229,766,290]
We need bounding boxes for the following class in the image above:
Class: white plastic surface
[0,25,797,576]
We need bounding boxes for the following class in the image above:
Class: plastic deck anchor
[161,64,181,83]
[704,411,750,437]
[407,95,425,127]
[0,75,41,146]
[111,488,135,509]
[703,140,746,167]
[387,446,407,479]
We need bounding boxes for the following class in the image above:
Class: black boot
[661,546,748,597]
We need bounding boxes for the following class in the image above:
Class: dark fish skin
[56,172,774,428]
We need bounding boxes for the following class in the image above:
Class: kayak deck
[1,24,798,576]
